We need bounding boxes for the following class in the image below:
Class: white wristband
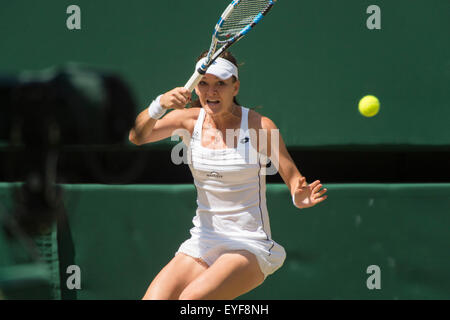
[148,94,166,119]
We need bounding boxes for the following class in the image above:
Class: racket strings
[218,0,271,40]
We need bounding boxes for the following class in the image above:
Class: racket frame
[184,0,276,92]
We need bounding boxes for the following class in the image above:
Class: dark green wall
[1,0,449,147]
[1,0,449,301]
[1,183,449,299]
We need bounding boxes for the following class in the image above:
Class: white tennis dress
[176,106,286,279]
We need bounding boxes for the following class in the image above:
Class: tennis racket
[184,0,277,92]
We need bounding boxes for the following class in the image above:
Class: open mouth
[206,99,220,106]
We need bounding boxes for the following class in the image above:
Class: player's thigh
[142,253,208,300]
[179,250,265,300]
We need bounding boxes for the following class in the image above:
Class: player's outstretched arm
[261,116,328,209]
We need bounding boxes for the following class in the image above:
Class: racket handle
[184,70,203,92]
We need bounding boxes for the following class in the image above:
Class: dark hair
[190,51,240,108]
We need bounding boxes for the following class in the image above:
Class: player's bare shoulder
[248,108,277,132]
[247,108,278,155]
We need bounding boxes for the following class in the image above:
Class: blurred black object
[0,64,136,237]
[1,64,135,146]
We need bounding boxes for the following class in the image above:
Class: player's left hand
[293,177,328,209]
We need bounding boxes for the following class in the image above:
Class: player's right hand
[160,87,191,110]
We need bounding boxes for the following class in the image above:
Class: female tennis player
[129,51,328,300]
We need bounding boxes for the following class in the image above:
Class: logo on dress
[206,171,223,178]
[240,137,250,144]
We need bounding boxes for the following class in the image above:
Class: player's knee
[142,287,165,300]
[235,252,265,285]
[143,282,180,300]
[178,287,205,300]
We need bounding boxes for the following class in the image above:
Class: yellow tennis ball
[358,95,380,117]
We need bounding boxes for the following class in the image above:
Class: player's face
[195,74,239,114]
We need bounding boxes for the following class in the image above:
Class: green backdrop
[1,0,449,147]
[1,0,449,301]
[1,183,449,299]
